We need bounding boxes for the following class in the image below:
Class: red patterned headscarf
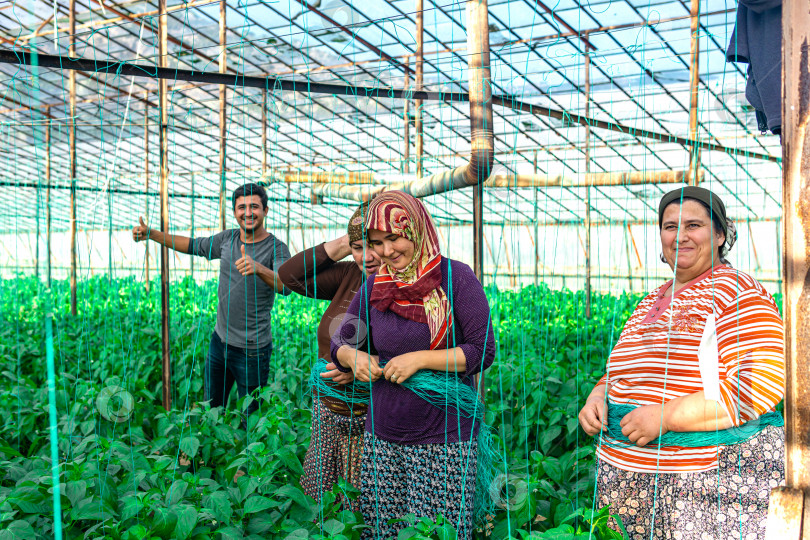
[366,191,453,350]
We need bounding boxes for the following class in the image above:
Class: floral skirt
[596,425,785,540]
[359,432,478,540]
[300,400,366,509]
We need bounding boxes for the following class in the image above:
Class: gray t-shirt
[191,229,291,349]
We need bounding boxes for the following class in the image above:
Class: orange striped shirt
[595,265,785,473]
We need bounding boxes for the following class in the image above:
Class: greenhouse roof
[0,0,783,235]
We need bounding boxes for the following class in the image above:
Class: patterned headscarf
[366,191,453,350]
[347,203,368,244]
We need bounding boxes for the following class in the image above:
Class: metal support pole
[469,0,491,283]
[286,181,291,247]
[46,119,52,287]
[765,0,810,535]
[69,0,77,315]
[190,173,195,279]
[624,221,634,292]
[533,150,539,288]
[158,0,172,411]
[218,0,227,231]
[584,42,592,318]
[687,0,701,185]
[415,0,424,179]
[108,180,113,283]
[404,57,410,174]
[748,221,762,271]
[1,49,778,166]
[261,88,267,176]
[35,159,40,280]
[144,111,151,292]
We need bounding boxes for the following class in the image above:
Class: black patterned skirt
[300,400,366,509]
[358,432,478,540]
[596,424,785,539]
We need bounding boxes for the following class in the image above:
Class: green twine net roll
[308,360,372,406]
[309,359,500,526]
[601,402,784,448]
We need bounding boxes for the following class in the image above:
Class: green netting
[0,0,788,538]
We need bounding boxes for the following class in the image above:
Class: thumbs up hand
[132,216,150,242]
[235,243,259,276]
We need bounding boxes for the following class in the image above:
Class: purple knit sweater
[330,257,496,445]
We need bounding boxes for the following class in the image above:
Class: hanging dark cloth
[726,0,783,135]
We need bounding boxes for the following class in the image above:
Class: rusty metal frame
[0,0,785,236]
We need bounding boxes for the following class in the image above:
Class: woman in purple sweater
[331,191,495,539]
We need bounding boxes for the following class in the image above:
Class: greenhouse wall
[1,218,781,294]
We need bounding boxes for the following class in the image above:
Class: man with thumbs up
[132,183,290,418]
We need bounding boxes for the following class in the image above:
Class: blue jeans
[205,331,271,417]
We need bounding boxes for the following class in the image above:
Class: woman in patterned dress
[331,191,496,539]
[277,205,380,506]
[578,186,785,539]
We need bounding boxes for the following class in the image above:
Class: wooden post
[687,0,701,185]
[403,57,410,174]
[533,150,539,288]
[765,0,810,535]
[776,218,782,288]
[218,0,227,231]
[46,119,51,287]
[158,0,172,411]
[584,41,592,318]
[69,0,77,315]
[144,111,151,292]
[415,0,424,179]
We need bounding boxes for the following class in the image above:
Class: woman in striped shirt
[578,186,785,539]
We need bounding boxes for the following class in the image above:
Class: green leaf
[536,525,578,540]
[560,507,588,524]
[0,520,35,540]
[243,495,273,514]
[8,485,48,515]
[540,426,562,454]
[173,505,197,540]
[434,523,458,540]
[121,524,149,540]
[151,506,178,539]
[543,459,563,485]
[80,419,95,435]
[70,498,106,521]
[246,514,276,534]
[205,491,232,523]
[0,444,22,459]
[165,479,188,506]
[566,417,579,435]
[274,485,312,510]
[179,436,200,459]
[119,495,144,521]
[277,447,304,476]
[491,517,518,540]
[3,519,37,540]
[218,526,245,540]
[552,502,575,527]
